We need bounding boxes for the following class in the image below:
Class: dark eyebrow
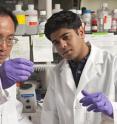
[0,34,14,37]
[52,39,57,44]
[7,34,15,37]
[52,32,70,43]
[61,32,70,37]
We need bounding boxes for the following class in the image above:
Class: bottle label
[92,26,98,30]
[85,26,91,31]
[16,15,26,24]
[103,15,112,30]
[92,26,98,32]
[103,16,107,24]
[26,15,38,27]
[111,18,117,31]
[29,22,38,26]
[85,22,91,32]
[39,21,46,34]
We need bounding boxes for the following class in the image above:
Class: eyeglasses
[0,36,19,46]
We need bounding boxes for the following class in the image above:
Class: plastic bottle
[25,4,39,35]
[97,13,104,32]
[111,9,117,32]
[52,4,62,14]
[77,10,84,27]
[13,4,26,35]
[97,3,112,32]
[82,10,92,34]
[38,10,47,34]
[91,12,98,32]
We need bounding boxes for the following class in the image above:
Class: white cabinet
[85,33,117,55]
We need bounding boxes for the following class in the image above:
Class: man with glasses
[0,5,34,124]
[40,11,117,124]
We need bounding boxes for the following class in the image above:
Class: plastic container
[82,10,92,34]
[13,4,26,35]
[111,9,117,32]
[25,4,38,35]
[91,12,98,32]
[38,10,47,34]
[97,3,112,32]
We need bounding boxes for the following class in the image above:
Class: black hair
[0,5,18,30]
[44,10,82,40]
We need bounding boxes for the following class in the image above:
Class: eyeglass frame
[0,35,19,46]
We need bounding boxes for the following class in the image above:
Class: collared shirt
[68,46,90,87]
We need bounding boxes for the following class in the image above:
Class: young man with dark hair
[40,10,117,124]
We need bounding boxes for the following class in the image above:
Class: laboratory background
[0,0,117,123]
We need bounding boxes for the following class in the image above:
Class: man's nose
[0,41,8,50]
[60,40,67,48]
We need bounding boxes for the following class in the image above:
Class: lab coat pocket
[73,99,87,124]
[73,97,101,124]
[85,111,101,124]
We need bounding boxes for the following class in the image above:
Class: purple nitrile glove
[79,90,113,118]
[0,58,34,89]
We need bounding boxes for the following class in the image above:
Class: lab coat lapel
[2,85,18,124]
[60,60,76,94]
[76,45,104,95]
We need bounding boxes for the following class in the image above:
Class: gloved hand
[0,58,34,89]
[80,90,113,118]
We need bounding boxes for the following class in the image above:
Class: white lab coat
[40,44,117,124]
[0,79,19,124]
[0,79,33,124]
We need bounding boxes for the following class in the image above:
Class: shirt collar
[68,44,91,67]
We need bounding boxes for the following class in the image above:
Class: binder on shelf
[10,35,30,60]
[31,35,53,63]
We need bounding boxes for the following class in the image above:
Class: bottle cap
[102,3,108,8]
[84,10,91,14]
[55,4,61,10]
[16,4,22,11]
[28,4,34,10]
[40,10,46,16]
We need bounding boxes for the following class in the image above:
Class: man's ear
[76,26,85,39]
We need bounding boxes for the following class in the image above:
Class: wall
[81,0,117,11]
[37,0,117,12]
[37,0,74,10]
[38,0,46,11]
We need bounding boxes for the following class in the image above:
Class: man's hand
[0,58,34,89]
[80,90,113,118]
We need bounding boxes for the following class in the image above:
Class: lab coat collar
[89,43,104,64]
